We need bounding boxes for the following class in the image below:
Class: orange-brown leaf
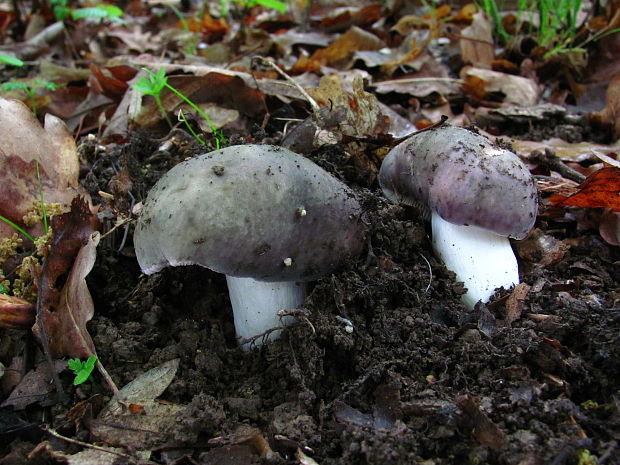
[33,197,100,358]
[0,294,35,329]
[548,166,620,211]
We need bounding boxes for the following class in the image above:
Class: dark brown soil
[75,130,620,464]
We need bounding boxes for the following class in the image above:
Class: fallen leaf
[455,395,507,451]
[306,74,390,137]
[599,209,620,245]
[502,283,531,327]
[548,167,620,211]
[90,359,181,449]
[317,4,382,32]
[0,98,88,239]
[292,26,385,73]
[512,137,620,163]
[88,64,130,101]
[0,294,35,329]
[99,358,180,417]
[32,198,100,359]
[459,12,494,68]
[461,67,539,105]
[1,360,66,410]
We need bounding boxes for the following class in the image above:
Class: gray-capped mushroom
[134,144,364,349]
[379,125,537,308]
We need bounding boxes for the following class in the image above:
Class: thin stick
[96,359,126,407]
[252,56,320,113]
[42,426,153,463]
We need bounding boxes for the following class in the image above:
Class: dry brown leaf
[91,359,181,449]
[317,4,382,32]
[599,209,620,245]
[459,12,494,68]
[33,198,100,359]
[461,67,539,105]
[0,98,78,189]
[455,395,507,451]
[502,283,531,327]
[0,294,35,329]
[99,358,180,417]
[548,166,620,211]
[1,360,66,410]
[512,137,620,162]
[0,98,87,239]
[306,74,390,137]
[131,73,265,130]
[292,26,385,73]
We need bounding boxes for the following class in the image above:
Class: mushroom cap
[379,126,537,239]
[134,145,365,281]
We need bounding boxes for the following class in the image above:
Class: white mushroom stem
[431,212,519,309]
[225,276,308,351]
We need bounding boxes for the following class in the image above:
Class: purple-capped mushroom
[134,144,364,349]
[379,125,538,308]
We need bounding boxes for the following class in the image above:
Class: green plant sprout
[477,0,620,57]
[132,68,227,149]
[166,3,198,55]
[67,355,97,385]
[0,80,63,116]
[132,68,172,127]
[220,0,287,16]
[50,0,124,23]
[0,54,24,67]
[178,109,206,145]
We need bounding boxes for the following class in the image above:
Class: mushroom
[134,145,364,349]
[379,125,537,309]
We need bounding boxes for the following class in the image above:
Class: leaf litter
[0,1,619,464]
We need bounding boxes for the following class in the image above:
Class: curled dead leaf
[548,166,620,211]
[33,198,100,359]
[0,294,35,329]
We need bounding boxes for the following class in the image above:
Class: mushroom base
[226,276,308,350]
[431,212,520,309]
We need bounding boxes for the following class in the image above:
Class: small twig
[376,77,464,86]
[530,148,586,184]
[42,426,153,464]
[252,56,320,113]
[96,359,127,407]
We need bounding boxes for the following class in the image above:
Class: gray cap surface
[379,126,538,239]
[134,145,364,281]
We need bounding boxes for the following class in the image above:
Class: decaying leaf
[461,67,539,106]
[292,26,385,73]
[90,359,181,449]
[282,73,391,167]
[307,74,390,137]
[599,209,620,245]
[459,12,494,67]
[502,283,531,327]
[99,358,180,417]
[0,293,35,329]
[0,98,78,191]
[455,395,507,451]
[1,359,66,410]
[0,98,88,239]
[548,166,620,211]
[32,198,100,359]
